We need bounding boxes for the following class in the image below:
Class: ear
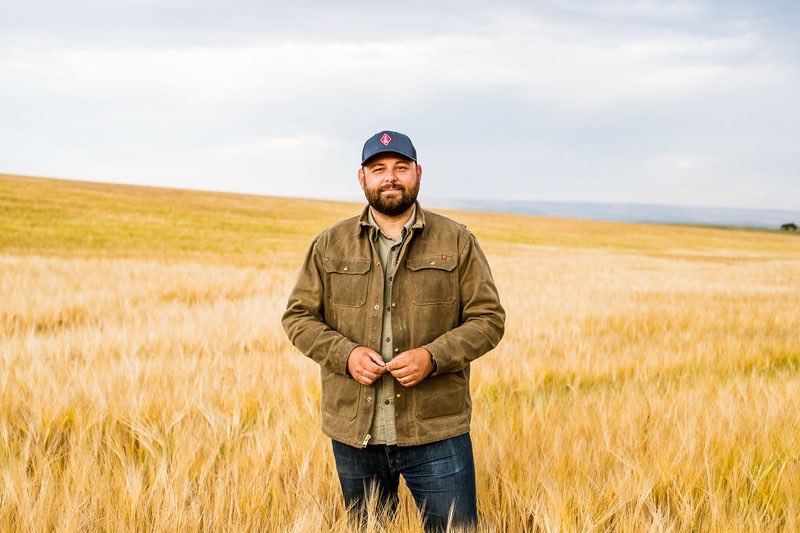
[358,167,366,189]
[416,163,422,182]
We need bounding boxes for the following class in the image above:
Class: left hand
[386,347,433,388]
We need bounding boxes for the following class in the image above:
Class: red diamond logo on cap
[380,133,392,146]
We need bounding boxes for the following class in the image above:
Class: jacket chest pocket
[406,254,457,305]
[324,258,371,307]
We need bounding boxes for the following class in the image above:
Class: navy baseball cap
[361,130,417,165]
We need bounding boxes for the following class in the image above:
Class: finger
[385,357,407,373]
[363,360,386,375]
[355,369,379,385]
[386,366,405,379]
[366,351,386,367]
[360,367,378,379]
[389,363,418,378]
[395,367,416,381]
[398,375,417,388]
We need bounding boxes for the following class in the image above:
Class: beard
[363,178,420,217]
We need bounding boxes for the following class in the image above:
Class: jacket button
[396,394,401,398]
[374,304,380,311]
[391,303,396,308]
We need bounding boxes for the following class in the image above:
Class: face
[358,155,422,217]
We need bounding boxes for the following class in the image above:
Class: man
[282,130,505,531]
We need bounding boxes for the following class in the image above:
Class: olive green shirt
[366,206,416,445]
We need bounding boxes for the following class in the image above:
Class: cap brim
[361,150,416,166]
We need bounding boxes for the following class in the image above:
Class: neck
[370,205,414,240]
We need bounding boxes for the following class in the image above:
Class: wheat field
[1,173,799,531]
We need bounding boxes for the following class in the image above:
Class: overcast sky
[2,1,798,210]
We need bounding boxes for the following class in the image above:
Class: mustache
[380,182,405,192]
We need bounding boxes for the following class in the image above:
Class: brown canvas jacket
[282,203,505,447]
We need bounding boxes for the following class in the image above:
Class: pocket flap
[323,258,371,275]
[406,254,457,272]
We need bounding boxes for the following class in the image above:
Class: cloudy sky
[1,0,798,210]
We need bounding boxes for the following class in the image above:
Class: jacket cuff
[423,342,445,374]
[337,339,359,377]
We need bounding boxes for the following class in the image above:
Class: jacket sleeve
[281,236,358,376]
[423,233,505,373]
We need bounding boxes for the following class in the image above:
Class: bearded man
[282,130,505,532]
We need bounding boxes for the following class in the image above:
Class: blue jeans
[331,433,477,532]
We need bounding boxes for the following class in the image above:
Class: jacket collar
[357,201,425,237]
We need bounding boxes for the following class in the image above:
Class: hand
[347,346,386,385]
[386,348,433,388]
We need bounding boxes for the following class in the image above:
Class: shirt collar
[366,205,416,241]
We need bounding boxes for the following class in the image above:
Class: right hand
[347,346,386,385]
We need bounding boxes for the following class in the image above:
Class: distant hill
[426,198,800,230]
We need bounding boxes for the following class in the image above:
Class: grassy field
[1,172,799,531]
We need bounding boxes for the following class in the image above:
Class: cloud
[1,0,798,209]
